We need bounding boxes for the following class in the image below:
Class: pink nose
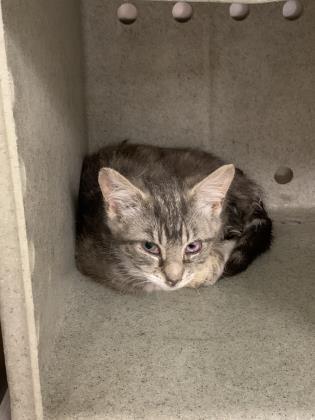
[164,262,183,287]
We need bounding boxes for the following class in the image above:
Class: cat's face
[109,211,222,292]
[98,164,235,292]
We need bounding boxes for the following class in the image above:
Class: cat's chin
[143,283,164,293]
[142,282,179,293]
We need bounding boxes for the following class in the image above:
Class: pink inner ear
[107,198,117,213]
[212,202,222,211]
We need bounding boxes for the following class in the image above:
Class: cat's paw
[185,255,224,288]
[204,240,236,285]
[187,244,234,288]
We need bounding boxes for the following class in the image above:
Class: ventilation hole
[282,0,303,20]
[172,2,193,23]
[117,3,138,25]
[274,167,294,184]
[229,3,250,20]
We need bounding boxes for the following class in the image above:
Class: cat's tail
[224,202,273,276]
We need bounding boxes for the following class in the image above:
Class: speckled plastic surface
[83,0,315,209]
[0,0,86,419]
[1,0,314,419]
[0,3,42,419]
[43,211,315,420]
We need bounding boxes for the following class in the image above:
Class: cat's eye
[142,241,160,255]
[185,240,202,254]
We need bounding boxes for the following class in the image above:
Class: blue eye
[185,240,202,254]
[142,242,160,255]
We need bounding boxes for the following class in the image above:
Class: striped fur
[76,142,272,293]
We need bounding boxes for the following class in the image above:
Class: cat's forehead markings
[160,227,167,247]
[175,219,182,236]
[152,229,160,245]
[181,223,189,244]
[190,222,201,240]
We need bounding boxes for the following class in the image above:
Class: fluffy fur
[76,143,272,293]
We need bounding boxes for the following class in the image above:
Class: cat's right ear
[98,168,146,221]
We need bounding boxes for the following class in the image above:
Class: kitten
[76,142,272,293]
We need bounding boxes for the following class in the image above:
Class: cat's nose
[164,262,183,287]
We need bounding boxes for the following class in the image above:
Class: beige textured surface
[0,3,42,418]
[1,0,315,419]
[43,211,315,420]
[0,391,11,420]
[82,0,314,209]
[1,0,87,388]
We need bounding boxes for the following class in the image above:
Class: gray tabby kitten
[76,143,272,293]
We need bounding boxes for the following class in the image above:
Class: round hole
[117,3,138,25]
[172,2,193,23]
[274,166,294,184]
[229,3,250,20]
[282,0,303,20]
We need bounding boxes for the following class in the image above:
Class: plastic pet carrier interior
[0,0,314,419]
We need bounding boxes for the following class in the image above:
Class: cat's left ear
[189,164,235,216]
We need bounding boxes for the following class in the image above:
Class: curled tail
[224,202,273,276]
